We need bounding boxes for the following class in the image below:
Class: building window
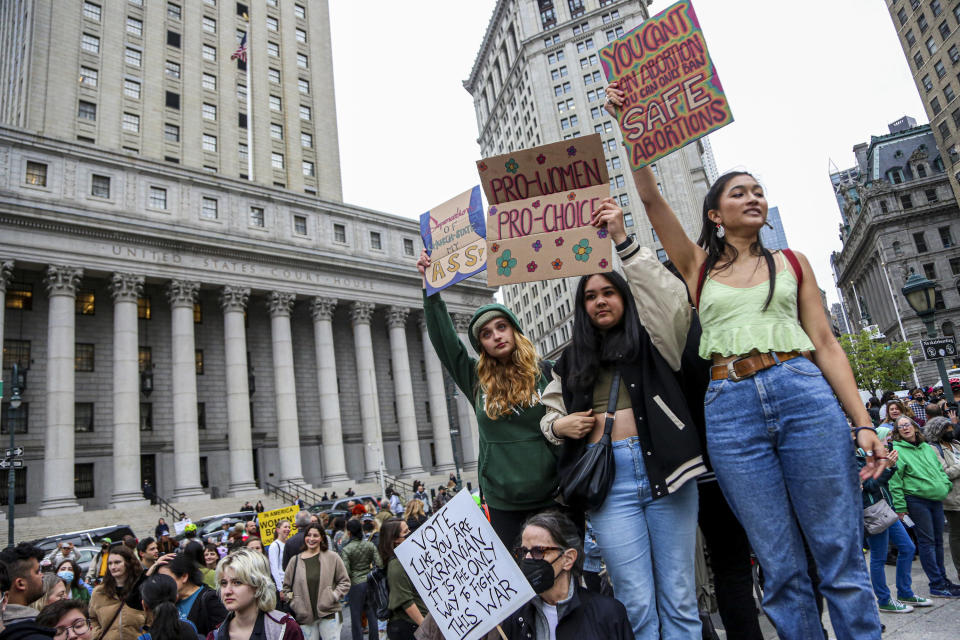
[81,33,100,54]
[78,100,97,121]
[915,51,925,69]
[165,61,181,79]
[950,256,960,274]
[168,2,181,19]
[75,403,94,432]
[295,4,305,19]
[125,47,141,67]
[933,0,943,16]
[74,464,94,499]
[237,84,247,101]
[202,44,216,61]
[239,142,248,163]
[164,123,180,142]
[300,132,313,148]
[940,225,954,247]
[906,29,917,47]
[201,197,218,219]
[167,30,181,47]
[76,289,95,315]
[122,112,140,133]
[127,17,143,37]
[140,403,153,431]
[946,84,956,102]
[268,67,280,83]
[202,134,217,152]
[302,161,314,177]
[942,20,952,40]
[266,16,278,31]
[293,215,307,235]
[202,73,217,91]
[165,91,180,109]
[367,231,382,250]
[202,103,217,121]
[0,466,26,504]
[270,95,282,111]
[568,0,585,18]
[270,123,283,140]
[271,153,284,170]
[91,174,110,198]
[137,297,151,319]
[25,161,47,186]
[880,199,889,213]
[202,16,216,33]
[914,231,928,252]
[250,206,264,227]
[149,186,168,209]
[197,403,206,429]
[936,59,947,77]
[195,350,204,374]
[75,343,95,372]
[267,41,279,56]
[297,53,308,69]
[3,338,30,368]
[123,79,141,100]
[932,97,942,114]
[334,223,346,243]
[79,66,98,87]
[403,238,415,256]
[83,1,101,21]
[299,105,311,120]
[923,262,938,281]
[298,78,310,94]
[926,35,938,55]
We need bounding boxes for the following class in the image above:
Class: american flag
[231,32,247,62]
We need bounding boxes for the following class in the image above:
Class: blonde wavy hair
[476,330,541,419]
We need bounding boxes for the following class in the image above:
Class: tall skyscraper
[885,1,960,203]
[760,206,789,250]
[463,0,714,357]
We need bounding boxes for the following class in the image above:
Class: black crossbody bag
[558,372,620,510]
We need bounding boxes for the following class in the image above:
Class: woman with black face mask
[924,416,960,579]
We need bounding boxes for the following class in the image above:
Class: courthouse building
[0,0,489,516]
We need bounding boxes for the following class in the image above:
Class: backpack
[366,566,392,621]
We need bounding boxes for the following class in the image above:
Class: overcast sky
[328,1,926,305]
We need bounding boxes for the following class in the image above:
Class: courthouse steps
[1,470,478,547]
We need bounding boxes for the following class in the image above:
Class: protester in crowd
[373,509,392,528]
[178,525,198,552]
[431,487,448,513]
[55,560,91,603]
[604,82,886,639]
[255,502,265,514]
[122,537,137,554]
[84,540,114,585]
[889,416,959,597]
[339,519,381,640]
[136,574,198,640]
[210,549,303,640]
[878,391,898,422]
[88,546,144,640]
[202,545,221,584]
[329,519,347,554]
[177,544,213,591]
[142,552,227,637]
[1,543,47,625]
[908,389,928,426]
[155,520,170,540]
[541,199,704,640]
[281,524,350,640]
[157,535,177,556]
[30,574,68,612]
[34,599,91,640]
[241,502,254,512]
[858,445,931,613]
[410,483,431,515]
[402,500,427,534]
[282,512,313,572]
[244,521,259,541]
[268,521,292,591]
[418,251,562,548]
[362,520,381,547]
[926,402,960,426]
[378,519,425,640]
[239,537,263,555]
[330,493,338,501]
[922,416,960,580]
[49,544,79,570]
[881,400,914,429]
[136,539,158,573]
[385,489,402,517]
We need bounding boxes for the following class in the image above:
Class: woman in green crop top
[604,83,887,640]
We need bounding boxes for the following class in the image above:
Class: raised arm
[605,82,706,287]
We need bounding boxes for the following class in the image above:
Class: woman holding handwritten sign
[418,252,564,549]
[604,82,885,640]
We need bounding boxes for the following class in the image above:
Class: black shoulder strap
[602,372,621,437]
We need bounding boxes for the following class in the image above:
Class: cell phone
[886,441,894,452]
[902,514,915,528]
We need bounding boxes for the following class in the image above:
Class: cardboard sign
[394,489,535,640]
[486,185,612,286]
[477,135,609,206]
[420,187,487,294]
[173,519,192,536]
[599,0,733,169]
[258,505,299,546]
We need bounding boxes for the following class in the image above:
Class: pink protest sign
[599,0,733,169]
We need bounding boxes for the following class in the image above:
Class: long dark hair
[141,574,194,640]
[377,518,405,564]
[56,558,83,591]
[696,171,777,311]
[302,524,329,552]
[564,271,641,392]
[101,546,141,599]
[164,551,204,587]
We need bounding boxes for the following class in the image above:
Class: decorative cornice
[310,297,337,322]
[266,291,296,317]
[44,265,83,296]
[166,279,200,308]
[349,301,375,326]
[109,272,144,303]
[219,286,251,313]
[453,313,473,334]
[386,306,409,330]
[0,260,13,293]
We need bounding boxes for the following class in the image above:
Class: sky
[328,1,927,305]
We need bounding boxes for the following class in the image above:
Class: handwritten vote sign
[394,489,535,640]
[420,186,487,295]
[599,0,733,169]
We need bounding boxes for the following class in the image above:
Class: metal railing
[375,471,415,498]
[263,482,300,505]
[154,494,180,521]
[286,480,324,505]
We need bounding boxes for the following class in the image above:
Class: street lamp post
[7,364,24,545]
[901,272,956,403]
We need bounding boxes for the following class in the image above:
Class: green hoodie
[888,438,952,512]
[422,290,558,512]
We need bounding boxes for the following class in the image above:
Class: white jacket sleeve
[268,541,284,590]
[540,372,566,445]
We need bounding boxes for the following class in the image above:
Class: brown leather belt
[710,351,802,382]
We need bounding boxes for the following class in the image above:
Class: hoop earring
[715,224,725,239]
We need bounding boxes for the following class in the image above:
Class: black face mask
[521,557,561,594]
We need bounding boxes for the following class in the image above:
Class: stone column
[267,292,305,486]
[419,315,455,471]
[0,261,13,382]
[387,307,424,476]
[310,298,349,482]
[220,287,259,496]
[167,280,206,499]
[38,265,84,515]
[453,314,480,470]
[109,273,147,507]
[350,302,382,479]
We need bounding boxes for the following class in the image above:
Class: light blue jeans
[588,436,701,640]
[704,356,881,640]
[866,519,915,604]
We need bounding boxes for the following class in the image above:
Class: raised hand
[590,197,627,245]
[604,81,625,117]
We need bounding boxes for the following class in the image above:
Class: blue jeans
[866,519,915,603]
[704,356,881,640]
[905,495,949,588]
[588,437,700,640]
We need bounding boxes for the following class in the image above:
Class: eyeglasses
[512,545,563,560]
[54,619,90,638]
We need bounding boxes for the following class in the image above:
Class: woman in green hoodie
[418,250,560,548]
[889,416,958,597]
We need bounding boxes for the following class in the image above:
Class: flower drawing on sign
[555,237,564,247]
[551,258,563,270]
[527,261,537,273]
[567,192,577,201]
[532,239,542,252]
[490,243,500,253]
[505,158,519,174]
[532,200,541,208]
[536,154,546,164]
[567,145,577,157]
[573,239,592,262]
[497,250,517,276]
[488,206,498,216]
[478,161,488,171]
[597,228,608,239]
[598,258,609,269]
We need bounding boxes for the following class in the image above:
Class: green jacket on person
[889,438,952,512]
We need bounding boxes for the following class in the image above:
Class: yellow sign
[258,504,299,546]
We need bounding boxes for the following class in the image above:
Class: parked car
[308,495,377,515]
[42,546,99,576]
[31,525,135,553]
[177,511,257,541]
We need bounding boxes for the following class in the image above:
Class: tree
[838,330,914,397]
